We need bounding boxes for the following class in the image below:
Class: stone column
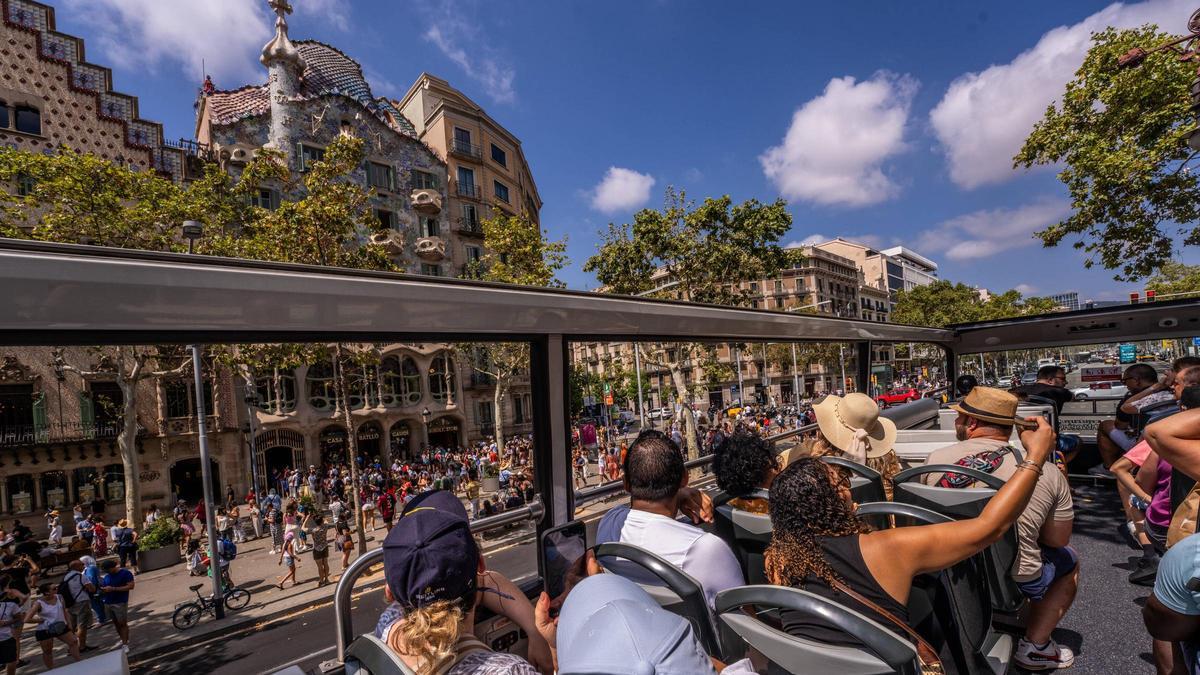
[32,474,43,511]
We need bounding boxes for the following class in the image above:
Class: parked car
[660,406,674,419]
[875,387,920,407]
[647,408,663,420]
[1071,382,1128,400]
[1021,373,1038,386]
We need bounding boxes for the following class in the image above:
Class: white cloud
[294,0,352,32]
[785,234,829,248]
[590,167,656,214]
[1014,284,1038,295]
[930,0,1190,189]
[917,198,1073,261]
[66,0,272,83]
[760,72,918,207]
[424,23,516,104]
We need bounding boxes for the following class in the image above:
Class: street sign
[1119,343,1137,364]
[1193,337,1200,347]
[604,393,613,405]
[1081,365,1121,382]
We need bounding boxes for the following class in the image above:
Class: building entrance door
[169,458,220,506]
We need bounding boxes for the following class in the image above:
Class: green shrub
[298,492,317,513]
[138,516,182,551]
[481,461,499,479]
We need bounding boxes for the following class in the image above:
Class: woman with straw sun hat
[807,393,902,495]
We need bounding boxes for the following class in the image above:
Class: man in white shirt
[597,430,743,608]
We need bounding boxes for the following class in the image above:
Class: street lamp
[243,389,261,497]
[181,220,203,254]
[421,406,431,451]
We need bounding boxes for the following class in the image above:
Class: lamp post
[243,389,261,498]
[181,221,223,618]
[633,344,646,431]
[421,406,432,451]
[51,350,65,435]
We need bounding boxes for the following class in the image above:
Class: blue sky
[58,0,1200,300]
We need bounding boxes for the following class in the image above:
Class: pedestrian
[91,516,108,557]
[61,559,95,652]
[377,490,395,534]
[336,523,354,571]
[362,492,377,530]
[267,504,283,555]
[111,519,138,574]
[0,577,23,675]
[98,559,133,651]
[307,513,330,586]
[28,582,80,669]
[193,500,207,539]
[329,494,346,528]
[185,541,208,577]
[276,532,299,589]
[248,497,263,540]
[80,556,106,630]
[45,511,61,548]
[229,503,246,544]
[144,504,159,527]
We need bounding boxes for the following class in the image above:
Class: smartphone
[540,520,588,615]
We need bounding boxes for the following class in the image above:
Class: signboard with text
[1119,344,1137,364]
[1081,365,1122,382]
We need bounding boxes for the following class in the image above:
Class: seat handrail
[714,584,921,675]
[332,500,544,665]
[856,501,954,525]
[819,455,883,481]
[893,463,1006,490]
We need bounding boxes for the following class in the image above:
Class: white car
[660,406,674,419]
[1072,383,1127,400]
[647,408,663,420]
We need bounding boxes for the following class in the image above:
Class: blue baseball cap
[556,574,717,675]
[382,490,478,609]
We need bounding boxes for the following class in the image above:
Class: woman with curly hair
[712,428,781,514]
[765,417,1055,648]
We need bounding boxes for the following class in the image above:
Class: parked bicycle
[172,583,252,629]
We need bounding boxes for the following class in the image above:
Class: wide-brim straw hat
[950,386,1037,430]
[813,393,897,459]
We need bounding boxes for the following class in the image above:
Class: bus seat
[858,501,1014,675]
[593,541,725,659]
[715,585,922,675]
[1144,401,1180,426]
[819,456,886,504]
[345,633,416,675]
[891,465,1025,617]
[714,502,773,585]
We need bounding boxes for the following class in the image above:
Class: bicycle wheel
[172,603,204,630]
[224,588,251,611]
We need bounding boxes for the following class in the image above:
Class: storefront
[426,417,461,450]
[168,458,220,506]
[356,422,383,465]
[388,421,411,461]
[319,425,348,466]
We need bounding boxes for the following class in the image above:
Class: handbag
[1168,481,1200,548]
[45,620,68,637]
[831,579,944,675]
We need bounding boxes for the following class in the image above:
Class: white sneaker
[1015,638,1074,670]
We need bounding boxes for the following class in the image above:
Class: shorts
[34,624,66,642]
[362,503,374,512]
[68,601,93,628]
[1108,427,1139,453]
[312,547,328,561]
[1016,546,1078,601]
[0,638,13,665]
[105,603,129,623]
[283,554,294,568]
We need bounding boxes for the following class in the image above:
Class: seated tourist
[922,386,1076,670]
[379,490,549,675]
[1097,364,1174,470]
[712,427,781,514]
[1012,364,1075,413]
[1143,532,1200,675]
[809,393,900,493]
[595,430,741,608]
[768,417,1071,670]
[537,573,755,674]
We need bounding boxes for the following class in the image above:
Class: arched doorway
[169,458,220,506]
[389,421,412,462]
[356,422,383,465]
[427,416,461,450]
[319,425,348,467]
[264,446,294,488]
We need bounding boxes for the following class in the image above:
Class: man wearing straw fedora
[925,387,1079,670]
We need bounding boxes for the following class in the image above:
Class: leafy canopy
[1146,260,1200,296]
[892,280,1059,328]
[1016,25,1200,280]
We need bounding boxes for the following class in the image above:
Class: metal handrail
[331,499,544,666]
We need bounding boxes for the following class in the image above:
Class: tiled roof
[206,41,414,136]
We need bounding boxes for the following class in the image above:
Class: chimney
[260,0,306,155]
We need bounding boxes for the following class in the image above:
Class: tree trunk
[667,362,700,459]
[334,346,367,554]
[492,379,507,462]
[117,377,141,528]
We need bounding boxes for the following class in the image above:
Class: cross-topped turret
[260,0,304,71]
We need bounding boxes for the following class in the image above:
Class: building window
[163,379,213,419]
[297,144,325,172]
[456,167,477,197]
[253,369,297,413]
[13,106,39,135]
[367,162,396,191]
[420,217,440,238]
[749,282,759,294]
[513,394,528,424]
[465,245,483,264]
[250,187,279,210]
[88,381,124,435]
[306,362,337,411]
[375,209,397,230]
[490,143,507,168]
[493,180,510,204]
[476,401,494,430]
[429,353,456,403]
[461,203,479,231]
[421,263,443,277]
[454,127,472,145]
[380,356,422,407]
[15,174,34,197]
[0,104,8,130]
[411,170,439,190]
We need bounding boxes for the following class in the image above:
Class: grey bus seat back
[346,633,417,675]
[593,541,725,659]
[819,456,886,504]
[716,585,921,675]
[714,504,773,585]
[891,466,1024,615]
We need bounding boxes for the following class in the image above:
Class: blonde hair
[386,600,464,674]
[803,431,900,499]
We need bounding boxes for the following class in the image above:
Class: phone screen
[541,520,587,612]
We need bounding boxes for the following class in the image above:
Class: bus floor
[1059,481,1157,674]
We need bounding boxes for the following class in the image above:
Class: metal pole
[790,343,800,406]
[979,353,986,380]
[191,344,224,618]
[735,346,745,402]
[838,344,847,395]
[244,394,261,497]
[633,344,645,430]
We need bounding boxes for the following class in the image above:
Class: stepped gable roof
[206,40,414,136]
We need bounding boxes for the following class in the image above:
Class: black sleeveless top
[779,534,910,647]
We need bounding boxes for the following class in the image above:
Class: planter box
[138,544,180,572]
[481,476,500,493]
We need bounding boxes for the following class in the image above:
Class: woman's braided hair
[764,457,869,588]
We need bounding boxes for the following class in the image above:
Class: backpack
[58,571,85,609]
[936,445,1016,489]
[218,539,237,561]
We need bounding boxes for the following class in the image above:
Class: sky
[53,0,1200,300]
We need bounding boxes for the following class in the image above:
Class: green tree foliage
[458,209,567,455]
[1016,25,1200,280]
[1147,260,1200,296]
[892,281,1060,328]
[584,188,793,457]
